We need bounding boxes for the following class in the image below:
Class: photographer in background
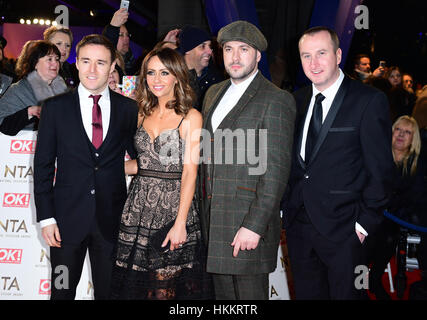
[102,8,138,75]
[352,53,385,81]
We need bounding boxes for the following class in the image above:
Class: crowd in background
[0,7,426,300]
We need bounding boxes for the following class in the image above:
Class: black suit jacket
[34,89,138,245]
[283,76,395,242]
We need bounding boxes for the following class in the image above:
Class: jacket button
[95,153,99,157]
[304,174,309,179]
[91,189,95,195]
[94,166,99,171]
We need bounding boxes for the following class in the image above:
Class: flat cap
[217,20,267,52]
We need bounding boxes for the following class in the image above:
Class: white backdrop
[0,130,290,300]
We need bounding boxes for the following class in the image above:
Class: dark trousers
[212,273,269,300]
[366,219,400,293]
[286,208,367,300]
[49,221,115,300]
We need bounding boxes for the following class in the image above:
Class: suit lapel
[98,89,116,152]
[217,72,262,131]
[296,87,313,170]
[306,76,350,166]
[203,80,231,130]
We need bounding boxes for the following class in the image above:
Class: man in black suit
[34,34,138,299]
[282,26,395,299]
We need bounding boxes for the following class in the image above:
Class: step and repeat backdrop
[0,130,291,300]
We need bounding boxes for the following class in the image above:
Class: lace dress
[110,118,212,300]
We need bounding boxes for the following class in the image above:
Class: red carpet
[367,256,422,300]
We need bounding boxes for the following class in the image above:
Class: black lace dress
[110,118,212,300]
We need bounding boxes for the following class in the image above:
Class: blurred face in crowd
[388,69,402,87]
[185,40,212,76]
[76,44,116,94]
[356,57,371,73]
[49,32,72,64]
[392,120,414,153]
[299,30,342,91]
[403,74,414,90]
[146,55,177,103]
[117,25,130,56]
[223,40,260,85]
[108,68,120,91]
[35,53,60,83]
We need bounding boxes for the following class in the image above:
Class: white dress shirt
[40,84,111,228]
[78,84,111,142]
[299,69,368,236]
[211,70,258,132]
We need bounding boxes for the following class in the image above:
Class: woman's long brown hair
[136,47,196,117]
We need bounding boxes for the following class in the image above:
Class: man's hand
[110,8,129,27]
[163,29,180,44]
[231,227,261,257]
[356,230,366,244]
[42,224,62,247]
[372,66,385,77]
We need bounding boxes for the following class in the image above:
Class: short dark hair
[354,53,370,66]
[299,26,340,51]
[76,34,115,64]
[16,40,60,78]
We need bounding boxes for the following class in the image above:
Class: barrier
[0,131,290,300]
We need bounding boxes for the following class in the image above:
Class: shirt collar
[230,69,258,90]
[78,83,110,102]
[312,69,344,100]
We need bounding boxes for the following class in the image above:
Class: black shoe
[372,286,392,300]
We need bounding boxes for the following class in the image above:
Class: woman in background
[43,26,78,88]
[386,66,416,121]
[0,40,67,135]
[368,116,425,299]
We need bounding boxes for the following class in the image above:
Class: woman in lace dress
[110,47,212,299]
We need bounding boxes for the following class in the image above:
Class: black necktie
[305,93,325,162]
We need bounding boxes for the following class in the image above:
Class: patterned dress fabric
[110,119,212,300]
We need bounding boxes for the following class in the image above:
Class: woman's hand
[124,159,137,175]
[28,106,41,118]
[162,220,187,251]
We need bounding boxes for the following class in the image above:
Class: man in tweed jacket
[199,21,296,300]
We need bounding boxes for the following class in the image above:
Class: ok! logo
[2,193,31,208]
[0,248,23,264]
[10,140,37,154]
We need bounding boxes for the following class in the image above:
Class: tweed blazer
[199,72,296,274]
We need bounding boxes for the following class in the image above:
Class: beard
[226,59,258,83]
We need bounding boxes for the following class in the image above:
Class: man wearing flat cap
[199,20,296,300]
[177,25,223,110]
